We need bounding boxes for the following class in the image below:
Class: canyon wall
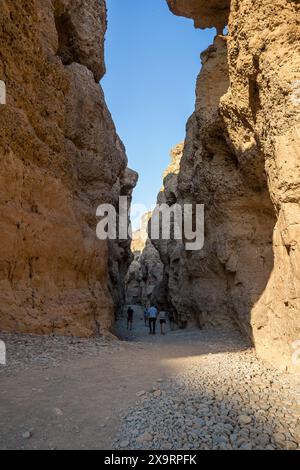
[0,0,137,336]
[162,0,300,370]
[126,213,163,307]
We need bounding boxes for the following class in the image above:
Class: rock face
[162,0,300,371]
[126,213,163,307]
[167,0,230,32]
[151,143,192,326]
[0,0,137,336]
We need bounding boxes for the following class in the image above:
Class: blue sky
[102,0,215,218]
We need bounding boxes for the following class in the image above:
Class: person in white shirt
[148,305,158,335]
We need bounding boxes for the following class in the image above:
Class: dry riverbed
[0,307,299,450]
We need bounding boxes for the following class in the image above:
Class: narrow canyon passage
[0,308,299,450]
[0,0,300,453]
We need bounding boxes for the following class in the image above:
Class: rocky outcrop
[0,0,137,336]
[126,213,163,307]
[162,0,300,371]
[167,0,230,32]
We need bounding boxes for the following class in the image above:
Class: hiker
[143,307,149,326]
[148,305,158,335]
[169,311,175,331]
[158,310,167,335]
[127,306,134,330]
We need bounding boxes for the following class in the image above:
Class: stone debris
[53,408,64,417]
[0,332,126,377]
[114,346,300,451]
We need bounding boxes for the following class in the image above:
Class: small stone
[238,415,252,425]
[273,432,286,442]
[240,443,252,450]
[285,441,298,450]
[120,440,130,448]
[54,407,63,416]
[137,432,153,444]
[198,407,210,417]
[185,419,193,426]
[256,433,270,447]
[22,431,32,440]
[153,390,162,397]
[136,391,146,397]
[236,438,247,447]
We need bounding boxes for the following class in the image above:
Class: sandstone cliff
[0,0,137,336]
[161,0,300,371]
[126,213,163,307]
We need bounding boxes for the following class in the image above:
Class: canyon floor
[0,306,299,450]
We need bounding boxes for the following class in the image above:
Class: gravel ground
[1,310,299,450]
[0,332,123,377]
[114,347,300,451]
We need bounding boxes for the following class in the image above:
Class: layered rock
[126,213,163,307]
[162,0,300,371]
[0,0,137,336]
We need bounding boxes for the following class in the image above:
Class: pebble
[114,330,300,451]
[120,440,130,448]
[273,432,286,442]
[238,415,252,425]
[136,432,153,444]
[22,431,32,440]
[285,441,298,450]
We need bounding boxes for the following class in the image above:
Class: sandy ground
[0,306,298,450]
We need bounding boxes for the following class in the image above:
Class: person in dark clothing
[127,306,134,330]
[143,307,149,326]
[169,311,175,331]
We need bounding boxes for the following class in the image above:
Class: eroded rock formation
[160,0,300,371]
[0,0,137,336]
[126,213,163,307]
[168,0,230,32]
